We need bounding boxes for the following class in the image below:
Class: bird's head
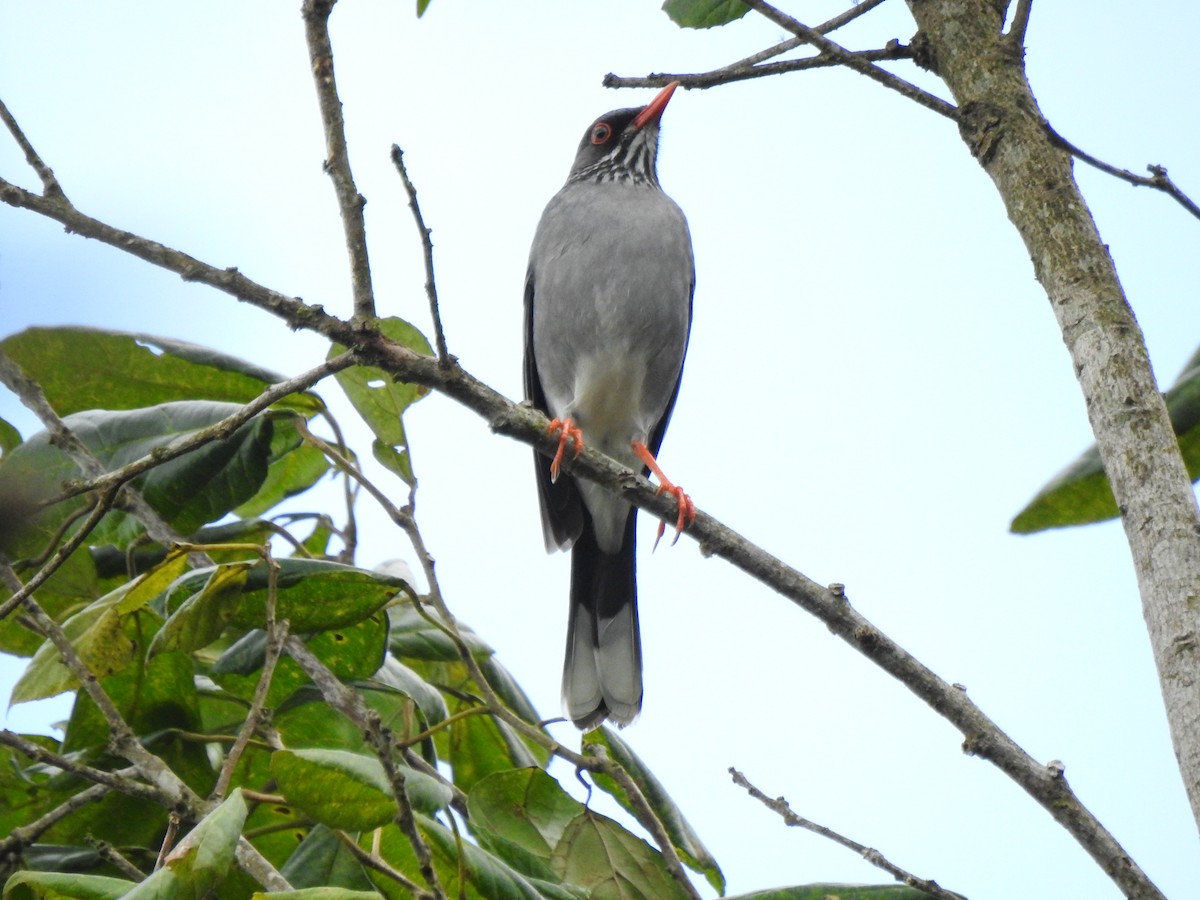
[566,82,679,187]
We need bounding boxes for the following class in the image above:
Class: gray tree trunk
[906,0,1200,829]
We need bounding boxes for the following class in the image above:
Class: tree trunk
[906,0,1200,829]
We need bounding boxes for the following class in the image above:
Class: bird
[524,82,695,730]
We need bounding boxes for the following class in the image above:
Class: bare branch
[0,95,64,198]
[717,0,892,70]
[211,556,288,801]
[606,44,911,90]
[391,144,450,363]
[730,768,966,899]
[1046,124,1200,222]
[739,0,956,118]
[301,0,376,320]
[607,0,954,118]
[0,730,165,805]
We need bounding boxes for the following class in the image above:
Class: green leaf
[115,868,179,900]
[388,602,492,661]
[331,317,433,486]
[416,0,433,18]
[150,561,253,656]
[271,749,451,830]
[165,558,405,633]
[416,813,559,900]
[662,0,749,29]
[234,434,330,519]
[587,726,724,893]
[0,400,277,548]
[371,657,449,727]
[448,706,538,796]
[552,811,689,899]
[1012,347,1200,533]
[279,825,376,892]
[0,326,322,415]
[13,547,193,701]
[160,790,248,899]
[0,416,20,456]
[469,768,687,898]
[2,871,136,900]
[12,584,146,703]
[468,768,579,878]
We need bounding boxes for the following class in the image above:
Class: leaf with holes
[330,316,433,485]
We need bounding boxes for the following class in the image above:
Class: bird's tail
[562,510,641,729]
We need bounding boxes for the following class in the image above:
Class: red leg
[631,441,695,548]
[547,417,584,482]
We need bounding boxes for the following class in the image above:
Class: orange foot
[547,417,584,482]
[632,440,696,549]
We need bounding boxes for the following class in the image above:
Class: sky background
[2,1,1199,897]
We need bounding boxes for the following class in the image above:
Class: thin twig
[608,44,911,90]
[739,0,957,118]
[713,0,892,71]
[730,768,966,899]
[390,144,449,363]
[211,549,288,801]
[0,730,165,805]
[85,837,147,880]
[300,0,376,320]
[0,779,116,859]
[0,485,118,621]
[334,830,431,897]
[1045,124,1200,222]
[1005,0,1033,47]
[0,95,64,197]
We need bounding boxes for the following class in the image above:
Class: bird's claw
[547,417,583,482]
[652,483,696,551]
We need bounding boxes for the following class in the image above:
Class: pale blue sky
[2,2,1198,897]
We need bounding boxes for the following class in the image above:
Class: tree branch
[301,0,376,320]
[607,0,954,119]
[1045,124,1200,222]
[605,44,912,90]
[390,144,450,363]
[0,95,64,198]
[698,0,892,71]
[739,0,956,118]
[0,110,1160,899]
[730,767,966,899]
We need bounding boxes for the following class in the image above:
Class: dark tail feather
[562,510,641,729]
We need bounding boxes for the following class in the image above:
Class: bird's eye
[590,122,613,145]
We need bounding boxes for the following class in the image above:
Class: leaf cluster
[0,325,744,899]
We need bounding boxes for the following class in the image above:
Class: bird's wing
[644,274,695,462]
[525,268,585,551]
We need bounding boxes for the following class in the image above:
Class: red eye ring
[590,122,612,145]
